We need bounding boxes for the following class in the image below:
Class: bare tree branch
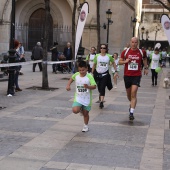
[154,0,170,11]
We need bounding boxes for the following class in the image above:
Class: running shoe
[99,102,104,109]
[129,113,135,121]
[82,125,89,132]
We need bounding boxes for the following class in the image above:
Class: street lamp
[132,17,137,37]
[106,9,113,45]
[145,30,149,48]
[140,26,145,47]
[154,26,160,47]
[141,26,145,40]
[146,30,149,40]
[78,0,85,11]
[10,0,15,49]
[7,0,16,96]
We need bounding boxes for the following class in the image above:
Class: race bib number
[76,85,89,93]
[128,62,138,70]
[99,62,108,68]
[153,60,158,68]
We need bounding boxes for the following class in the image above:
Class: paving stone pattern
[0,63,169,170]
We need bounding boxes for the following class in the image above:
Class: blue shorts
[72,102,91,112]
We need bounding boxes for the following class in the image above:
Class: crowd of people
[2,37,168,132]
[66,37,170,132]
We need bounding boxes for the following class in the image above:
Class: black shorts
[124,76,141,89]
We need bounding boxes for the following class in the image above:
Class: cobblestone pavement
[0,61,169,170]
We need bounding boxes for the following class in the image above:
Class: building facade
[0,0,142,55]
[140,0,170,49]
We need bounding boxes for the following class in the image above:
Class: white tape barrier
[0,60,75,68]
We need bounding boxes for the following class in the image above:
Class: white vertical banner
[161,14,170,45]
[75,2,89,59]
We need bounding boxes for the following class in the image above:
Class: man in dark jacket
[32,42,43,72]
[63,42,73,71]
[50,41,58,73]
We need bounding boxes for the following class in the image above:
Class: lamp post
[154,26,159,47]
[141,26,145,47]
[7,0,16,96]
[10,0,15,49]
[79,0,85,8]
[145,30,149,48]
[132,17,137,37]
[141,26,145,40]
[106,9,113,45]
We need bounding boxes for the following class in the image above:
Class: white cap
[37,42,41,46]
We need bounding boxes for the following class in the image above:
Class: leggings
[97,74,109,96]
[151,69,158,84]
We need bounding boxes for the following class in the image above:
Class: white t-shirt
[111,58,120,73]
[72,73,96,106]
[89,54,95,68]
[150,53,161,69]
[162,51,167,59]
[94,54,113,73]
[147,50,152,58]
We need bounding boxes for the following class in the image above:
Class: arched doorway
[28,8,53,50]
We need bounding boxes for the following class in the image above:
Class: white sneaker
[114,86,117,89]
[82,125,89,132]
[7,94,13,97]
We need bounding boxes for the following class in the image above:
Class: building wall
[0,0,140,55]
[99,0,136,54]
[141,0,170,48]
[0,0,11,54]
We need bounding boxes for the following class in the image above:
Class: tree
[42,0,50,89]
[154,0,170,11]
[96,0,101,52]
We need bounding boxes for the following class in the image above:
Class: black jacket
[63,47,73,60]
[50,46,58,61]
[32,45,43,60]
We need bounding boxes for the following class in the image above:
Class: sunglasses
[101,47,106,49]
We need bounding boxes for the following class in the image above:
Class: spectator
[50,41,58,73]
[18,42,25,75]
[32,42,43,72]
[14,40,22,92]
[63,42,73,71]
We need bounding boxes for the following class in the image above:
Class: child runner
[66,60,96,132]
[111,53,120,88]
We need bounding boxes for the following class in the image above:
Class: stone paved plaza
[0,61,170,170]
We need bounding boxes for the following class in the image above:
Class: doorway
[28,8,53,50]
